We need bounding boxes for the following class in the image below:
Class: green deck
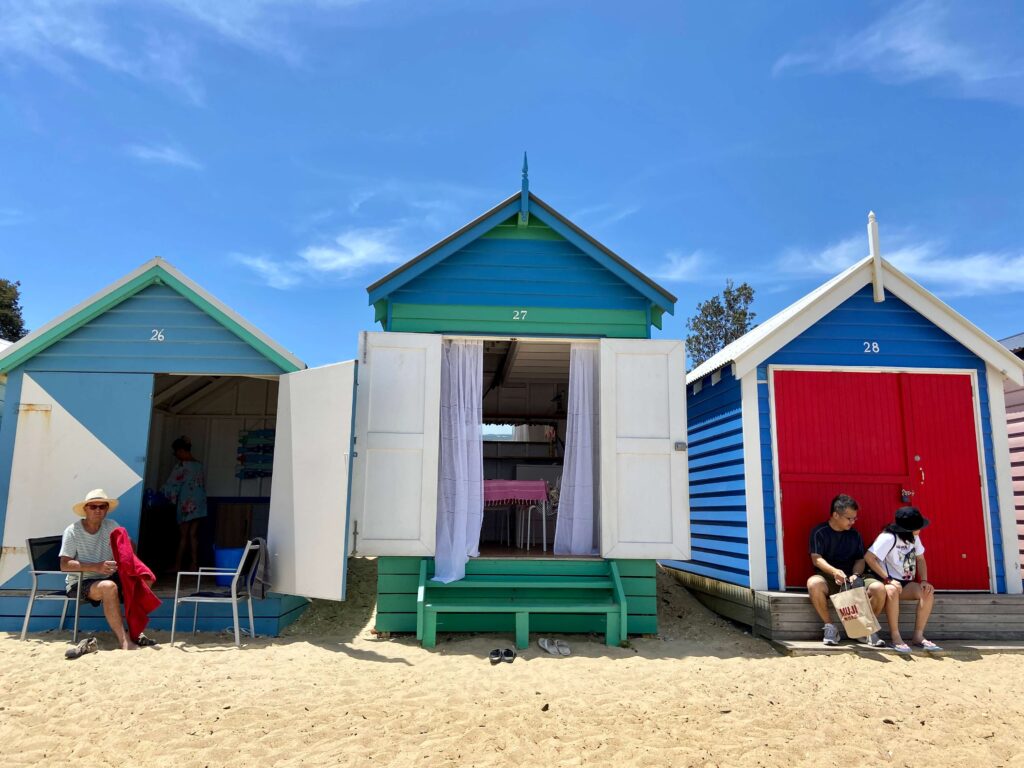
[375,557,658,642]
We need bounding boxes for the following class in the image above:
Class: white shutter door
[350,332,441,556]
[268,360,356,601]
[599,339,689,559]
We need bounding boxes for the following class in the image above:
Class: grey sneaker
[857,632,886,648]
[822,623,840,646]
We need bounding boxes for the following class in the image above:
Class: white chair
[21,536,83,642]
[170,539,260,647]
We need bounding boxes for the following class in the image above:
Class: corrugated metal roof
[687,256,871,383]
[1000,331,1024,355]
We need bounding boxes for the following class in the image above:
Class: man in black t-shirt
[807,494,885,646]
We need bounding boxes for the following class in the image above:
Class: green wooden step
[426,577,614,590]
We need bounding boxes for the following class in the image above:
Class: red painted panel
[901,374,989,590]
[775,370,989,590]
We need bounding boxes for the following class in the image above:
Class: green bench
[416,560,627,650]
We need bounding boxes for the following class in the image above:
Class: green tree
[685,279,756,370]
[0,279,27,342]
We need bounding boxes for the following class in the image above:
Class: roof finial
[519,151,529,225]
[868,210,884,303]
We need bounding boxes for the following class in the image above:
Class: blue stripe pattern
[664,366,749,586]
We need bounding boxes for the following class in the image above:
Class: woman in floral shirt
[162,436,208,571]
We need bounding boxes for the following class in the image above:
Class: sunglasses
[84,503,110,511]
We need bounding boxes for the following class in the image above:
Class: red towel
[110,527,161,641]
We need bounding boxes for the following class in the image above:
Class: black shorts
[813,570,862,596]
[67,573,122,606]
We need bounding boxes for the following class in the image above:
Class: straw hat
[72,489,119,517]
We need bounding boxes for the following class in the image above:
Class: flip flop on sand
[136,633,157,647]
[554,640,571,657]
[501,648,516,663]
[488,648,502,664]
[65,637,98,660]
[538,638,560,656]
[912,639,944,652]
[891,642,913,654]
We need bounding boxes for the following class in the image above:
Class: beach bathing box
[1000,333,1024,578]
[267,161,690,645]
[665,215,1024,612]
[0,259,310,635]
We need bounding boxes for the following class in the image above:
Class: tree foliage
[0,279,27,342]
[685,279,756,370]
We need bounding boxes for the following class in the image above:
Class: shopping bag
[828,582,881,639]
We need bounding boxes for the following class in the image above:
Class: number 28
[863,341,880,353]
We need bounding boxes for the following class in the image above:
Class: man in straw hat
[60,489,144,651]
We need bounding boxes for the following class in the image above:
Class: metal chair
[21,536,83,642]
[170,540,260,647]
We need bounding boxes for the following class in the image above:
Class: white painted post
[868,211,885,303]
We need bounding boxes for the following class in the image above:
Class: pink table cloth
[483,479,548,505]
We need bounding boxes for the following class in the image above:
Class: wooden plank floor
[669,569,1024,641]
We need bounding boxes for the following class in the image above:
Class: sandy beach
[2,559,1023,768]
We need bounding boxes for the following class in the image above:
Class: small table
[483,480,550,551]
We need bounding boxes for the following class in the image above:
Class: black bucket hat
[893,506,930,533]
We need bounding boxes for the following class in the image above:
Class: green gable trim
[651,306,664,331]
[0,265,301,375]
[373,299,388,325]
[481,213,563,241]
[388,303,649,338]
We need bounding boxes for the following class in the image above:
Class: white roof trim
[687,255,1024,387]
[0,257,306,372]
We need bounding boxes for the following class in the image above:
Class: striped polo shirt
[59,518,120,590]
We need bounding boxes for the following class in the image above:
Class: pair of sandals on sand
[64,632,157,659]
[892,639,944,654]
[537,637,571,656]
[488,648,517,664]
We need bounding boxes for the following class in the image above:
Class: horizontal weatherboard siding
[26,284,283,375]
[666,366,749,586]
[762,286,1005,592]
[388,303,648,338]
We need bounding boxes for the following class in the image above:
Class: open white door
[268,360,357,600]
[599,339,689,559]
[350,332,442,556]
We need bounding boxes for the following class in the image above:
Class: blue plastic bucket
[214,547,244,587]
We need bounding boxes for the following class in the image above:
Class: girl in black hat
[863,506,942,653]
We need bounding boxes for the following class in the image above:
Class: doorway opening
[139,374,279,578]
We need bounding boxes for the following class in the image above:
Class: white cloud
[235,227,404,290]
[780,232,1024,296]
[773,0,1024,104]
[124,143,203,170]
[0,0,365,102]
[654,250,704,282]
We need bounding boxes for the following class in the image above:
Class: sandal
[488,648,502,665]
[891,642,913,654]
[65,637,98,660]
[912,639,944,652]
[501,648,516,663]
[538,638,559,656]
[554,639,571,657]
[136,633,158,647]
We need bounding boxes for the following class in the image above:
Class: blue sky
[1,1,1022,366]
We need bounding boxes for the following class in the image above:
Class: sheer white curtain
[432,339,484,583]
[554,344,598,556]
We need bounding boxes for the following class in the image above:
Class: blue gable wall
[666,366,749,586]
[391,230,651,312]
[25,283,283,375]
[760,285,1005,591]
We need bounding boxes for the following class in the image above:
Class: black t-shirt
[808,522,865,575]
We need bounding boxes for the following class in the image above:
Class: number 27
[513,310,528,320]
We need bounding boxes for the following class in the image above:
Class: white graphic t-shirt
[868,532,925,581]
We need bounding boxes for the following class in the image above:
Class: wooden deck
[670,569,1024,641]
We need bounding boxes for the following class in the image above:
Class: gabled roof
[366,191,677,314]
[688,255,1024,386]
[0,258,305,374]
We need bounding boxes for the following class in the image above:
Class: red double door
[774,370,990,590]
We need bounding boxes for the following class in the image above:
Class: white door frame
[766,364,996,594]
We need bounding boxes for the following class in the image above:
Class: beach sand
[2,559,1022,767]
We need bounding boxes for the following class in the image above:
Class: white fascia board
[881,264,1024,386]
[986,364,1023,593]
[740,370,768,590]
[732,262,872,380]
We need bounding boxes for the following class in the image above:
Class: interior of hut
[138,374,279,580]
[476,339,598,559]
